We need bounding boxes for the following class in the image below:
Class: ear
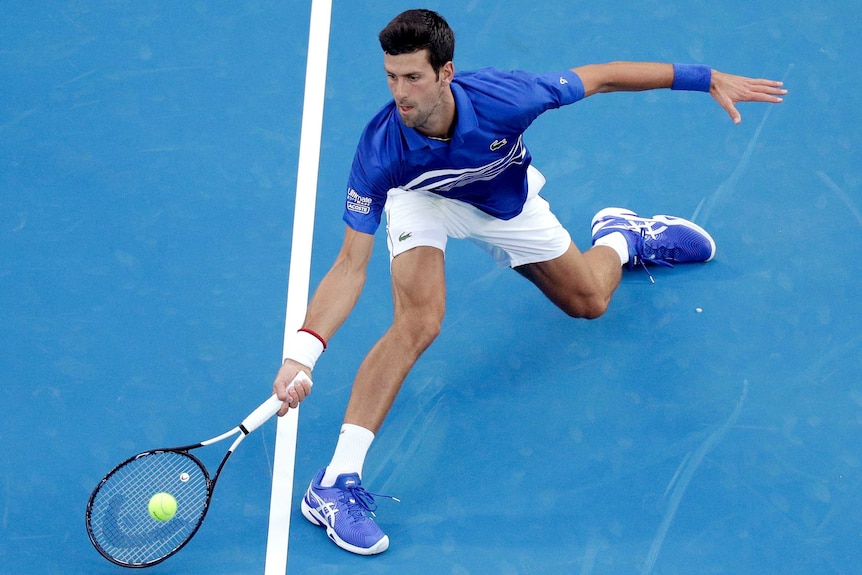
[439,61,455,86]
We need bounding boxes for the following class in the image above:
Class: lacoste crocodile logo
[490,139,507,151]
[399,232,412,242]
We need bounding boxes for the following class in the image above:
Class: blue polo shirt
[343,67,586,234]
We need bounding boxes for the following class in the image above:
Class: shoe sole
[591,207,637,232]
[301,496,390,555]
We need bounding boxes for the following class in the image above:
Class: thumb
[721,98,742,125]
[730,109,742,125]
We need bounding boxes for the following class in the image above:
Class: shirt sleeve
[343,151,388,234]
[466,68,586,133]
[539,69,586,106]
[512,68,586,121]
[342,107,399,234]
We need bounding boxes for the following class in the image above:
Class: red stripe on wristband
[298,328,327,350]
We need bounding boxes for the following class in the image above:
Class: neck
[416,89,456,140]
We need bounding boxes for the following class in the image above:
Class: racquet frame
[86,374,309,568]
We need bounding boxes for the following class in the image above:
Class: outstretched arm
[273,226,375,414]
[572,62,786,124]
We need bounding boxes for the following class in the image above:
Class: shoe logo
[308,492,338,525]
[490,139,507,151]
[398,231,412,242]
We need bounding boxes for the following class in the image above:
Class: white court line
[264,0,332,573]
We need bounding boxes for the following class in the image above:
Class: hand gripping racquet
[85,373,310,568]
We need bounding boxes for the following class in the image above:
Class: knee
[394,308,444,351]
[413,313,443,346]
[562,295,610,320]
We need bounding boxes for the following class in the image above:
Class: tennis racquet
[85,373,310,568]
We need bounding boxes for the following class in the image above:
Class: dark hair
[378,9,455,74]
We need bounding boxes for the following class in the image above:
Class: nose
[391,78,407,100]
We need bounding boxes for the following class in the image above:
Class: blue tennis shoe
[591,207,716,272]
[301,469,395,555]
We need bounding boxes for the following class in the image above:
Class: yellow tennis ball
[148,492,178,521]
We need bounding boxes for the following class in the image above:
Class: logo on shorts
[490,139,507,151]
[399,232,412,242]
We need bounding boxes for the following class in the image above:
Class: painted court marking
[264,1,332,573]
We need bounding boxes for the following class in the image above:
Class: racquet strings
[87,450,209,566]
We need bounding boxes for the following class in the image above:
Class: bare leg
[515,242,622,319]
[343,246,446,433]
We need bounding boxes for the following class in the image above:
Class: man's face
[384,49,452,136]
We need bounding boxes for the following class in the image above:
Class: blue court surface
[2,1,861,574]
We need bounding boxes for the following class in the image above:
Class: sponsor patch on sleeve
[346,187,372,214]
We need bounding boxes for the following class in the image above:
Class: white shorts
[384,165,572,268]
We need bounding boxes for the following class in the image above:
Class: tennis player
[273,9,786,555]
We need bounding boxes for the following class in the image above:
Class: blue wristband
[671,63,712,92]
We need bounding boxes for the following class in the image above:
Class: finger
[749,78,784,88]
[746,86,787,102]
[277,401,291,417]
[719,96,742,124]
[286,385,303,405]
[287,372,312,396]
[274,374,300,415]
[282,372,313,412]
[274,379,292,403]
[278,392,298,415]
[292,380,310,401]
[747,81,784,92]
[274,365,307,396]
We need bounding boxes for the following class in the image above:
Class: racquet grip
[241,372,312,434]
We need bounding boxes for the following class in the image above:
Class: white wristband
[284,330,325,371]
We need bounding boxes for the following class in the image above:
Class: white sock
[594,231,630,266]
[320,424,375,487]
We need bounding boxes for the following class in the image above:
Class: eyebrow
[384,67,424,77]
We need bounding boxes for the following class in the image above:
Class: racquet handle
[241,372,313,434]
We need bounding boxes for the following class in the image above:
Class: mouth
[398,103,414,115]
